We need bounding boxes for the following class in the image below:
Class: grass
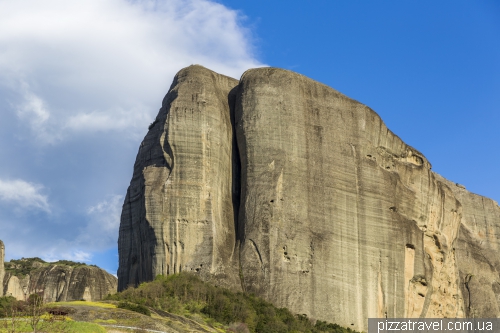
[48,300,117,309]
[0,320,106,333]
[94,318,117,324]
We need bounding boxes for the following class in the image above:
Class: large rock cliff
[118,65,500,331]
[3,258,117,302]
[118,65,241,291]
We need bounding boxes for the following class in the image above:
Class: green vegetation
[47,300,117,309]
[148,119,158,130]
[0,295,105,332]
[0,320,106,333]
[4,257,94,278]
[106,273,361,333]
[117,301,151,316]
[4,258,46,277]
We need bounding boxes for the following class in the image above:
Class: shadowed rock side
[118,65,241,291]
[0,240,4,296]
[3,264,117,302]
[235,68,465,331]
[434,174,500,317]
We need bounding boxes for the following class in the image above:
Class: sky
[0,0,499,276]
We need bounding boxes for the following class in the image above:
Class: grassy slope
[0,272,362,332]
[105,273,361,333]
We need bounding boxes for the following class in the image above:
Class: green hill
[0,272,362,332]
[106,272,361,333]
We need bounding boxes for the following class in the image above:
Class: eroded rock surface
[235,68,465,329]
[118,65,500,331]
[435,174,500,317]
[118,65,241,291]
[3,259,117,302]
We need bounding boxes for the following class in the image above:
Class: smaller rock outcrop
[0,240,4,296]
[3,257,117,302]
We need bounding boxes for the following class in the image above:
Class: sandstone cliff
[118,65,241,291]
[3,258,117,302]
[0,240,4,297]
[118,65,500,331]
[434,174,500,317]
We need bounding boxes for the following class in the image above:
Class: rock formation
[118,65,241,291]
[118,65,500,331]
[0,240,4,297]
[3,258,117,302]
[435,174,500,317]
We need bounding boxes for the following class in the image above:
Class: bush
[107,272,360,333]
[117,301,151,316]
[0,296,22,318]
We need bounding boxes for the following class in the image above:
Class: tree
[27,294,45,333]
[2,298,24,333]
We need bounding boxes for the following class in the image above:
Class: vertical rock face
[235,68,464,329]
[435,174,500,317]
[119,65,500,331]
[118,65,241,291]
[0,240,4,296]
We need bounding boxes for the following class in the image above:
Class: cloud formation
[0,179,50,213]
[0,0,262,271]
[0,0,262,143]
[82,195,124,249]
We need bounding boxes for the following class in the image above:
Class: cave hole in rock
[406,244,415,250]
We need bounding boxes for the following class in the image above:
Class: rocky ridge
[2,257,117,302]
[118,65,500,331]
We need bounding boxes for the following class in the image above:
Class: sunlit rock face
[435,174,500,317]
[2,263,117,302]
[235,68,466,329]
[118,65,500,331]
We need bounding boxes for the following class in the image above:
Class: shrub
[107,272,360,333]
[117,301,151,316]
[228,322,250,333]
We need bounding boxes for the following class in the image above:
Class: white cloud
[0,179,50,212]
[43,250,93,263]
[65,108,150,132]
[0,0,263,144]
[0,0,262,272]
[80,195,124,249]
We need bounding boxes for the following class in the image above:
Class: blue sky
[0,0,498,275]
